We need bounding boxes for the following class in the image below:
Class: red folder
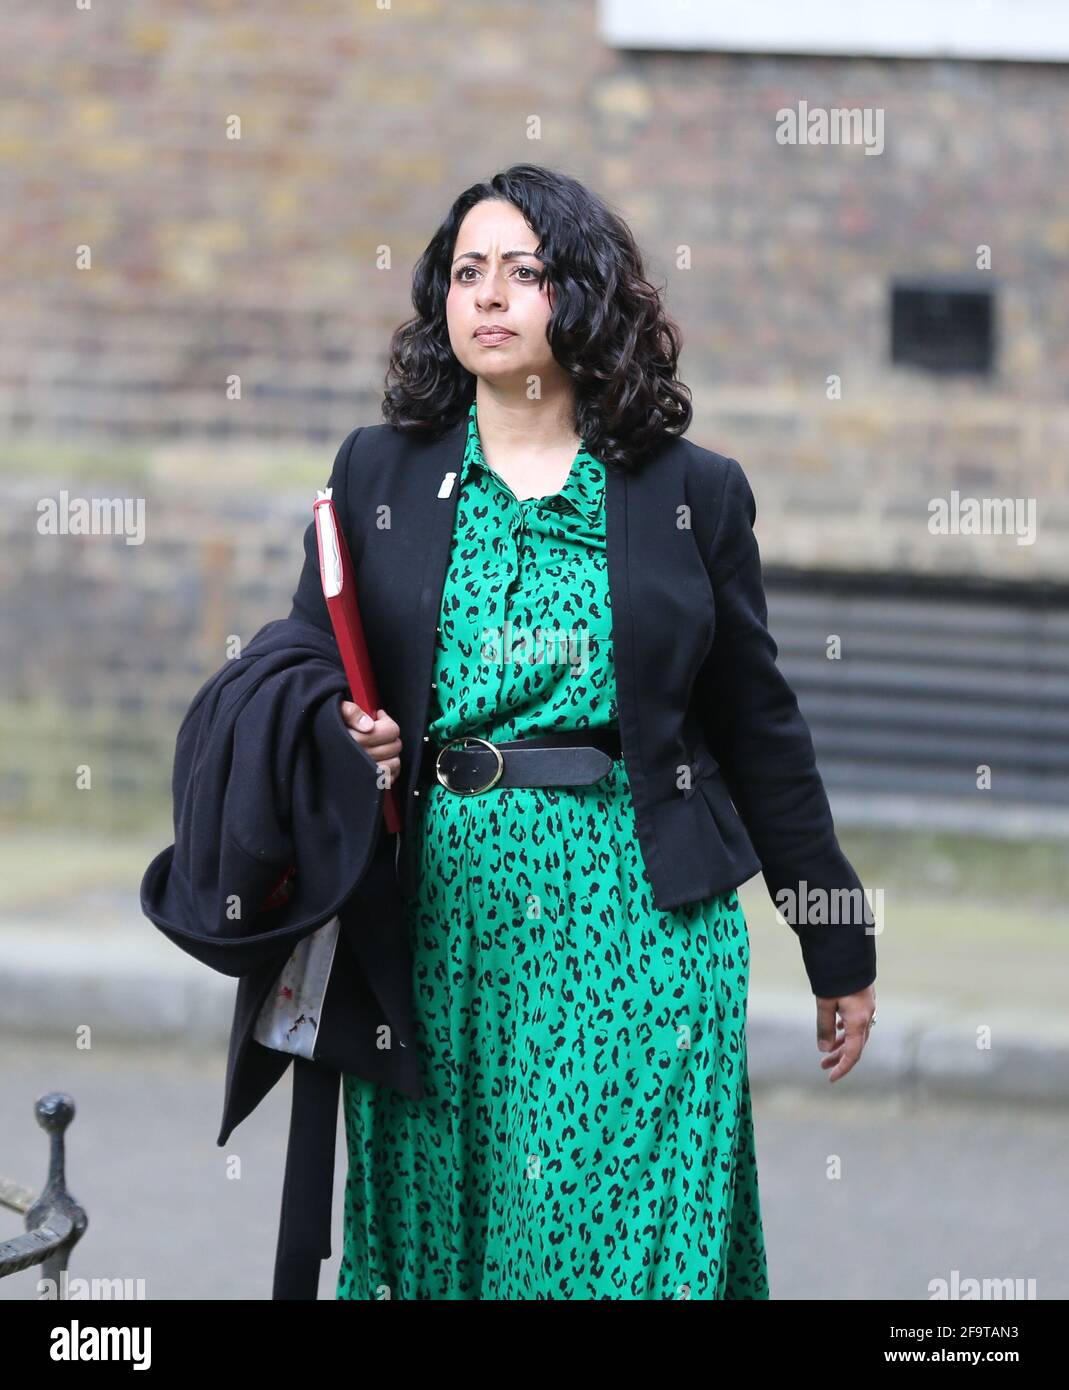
[258,487,401,915]
[313,486,402,836]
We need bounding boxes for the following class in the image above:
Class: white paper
[252,915,341,1059]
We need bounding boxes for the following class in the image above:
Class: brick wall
[2,1,1066,825]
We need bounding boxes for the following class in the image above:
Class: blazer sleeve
[694,456,877,999]
[288,426,365,635]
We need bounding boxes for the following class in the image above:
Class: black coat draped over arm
[140,615,386,978]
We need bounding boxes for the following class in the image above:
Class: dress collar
[459,399,604,525]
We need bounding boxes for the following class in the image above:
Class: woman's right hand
[339,700,403,789]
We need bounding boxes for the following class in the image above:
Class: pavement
[3,853,1066,1302]
[2,1032,1065,1301]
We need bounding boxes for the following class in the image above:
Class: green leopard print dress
[337,400,769,1300]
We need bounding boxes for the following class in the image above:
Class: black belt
[418,728,621,795]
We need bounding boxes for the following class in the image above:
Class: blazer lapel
[400,416,469,807]
[604,458,641,808]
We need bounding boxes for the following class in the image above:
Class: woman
[314,164,877,1300]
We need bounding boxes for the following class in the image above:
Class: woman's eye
[454,265,539,282]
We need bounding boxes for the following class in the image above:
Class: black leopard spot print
[336,401,769,1299]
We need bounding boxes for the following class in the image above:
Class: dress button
[423,734,430,742]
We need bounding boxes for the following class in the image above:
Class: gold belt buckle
[434,735,505,795]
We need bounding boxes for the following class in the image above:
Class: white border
[598,0,1069,62]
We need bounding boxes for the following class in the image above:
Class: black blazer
[289,416,877,1000]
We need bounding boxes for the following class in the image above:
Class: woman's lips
[474,329,515,345]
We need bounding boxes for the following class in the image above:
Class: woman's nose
[476,269,507,306]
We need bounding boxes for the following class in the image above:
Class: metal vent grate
[764,570,1069,819]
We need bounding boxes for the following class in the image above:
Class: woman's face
[445,198,561,391]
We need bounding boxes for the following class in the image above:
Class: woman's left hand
[815,985,877,1082]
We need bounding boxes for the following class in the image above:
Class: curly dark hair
[381,163,693,472]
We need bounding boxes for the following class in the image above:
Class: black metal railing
[0,1092,87,1297]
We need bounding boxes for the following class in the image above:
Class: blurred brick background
[2,0,1067,829]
